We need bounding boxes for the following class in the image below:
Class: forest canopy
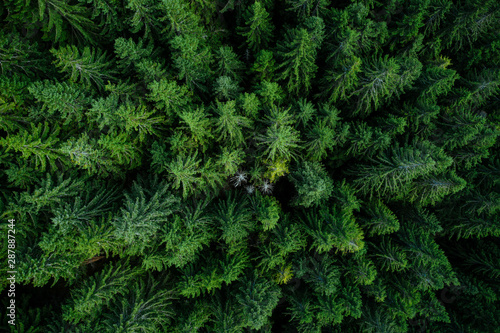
[0,0,500,332]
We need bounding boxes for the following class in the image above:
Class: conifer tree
[165,152,204,199]
[1,122,64,172]
[289,161,334,208]
[28,80,91,124]
[178,106,214,151]
[276,17,324,94]
[102,274,175,332]
[50,45,114,89]
[300,206,365,254]
[62,261,139,324]
[213,193,254,248]
[257,106,302,162]
[170,34,213,93]
[251,50,276,83]
[238,2,274,51]
[215,46,245,82]
[112,179,179,255]
[235,272,282,330]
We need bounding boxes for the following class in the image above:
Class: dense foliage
[1,0,499,331]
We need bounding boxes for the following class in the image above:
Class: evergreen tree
[289,161,334,208]
[62,261,139,324]
[213,193,254,248]
[235,272,282,330]
[238,2,274,51]
[1,122,65,172]
[276,17,324,94]
[112,179,179,255]
[50,45,114,89]
[28,80,91,124]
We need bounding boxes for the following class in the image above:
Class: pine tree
[170,34,213,93]
[125,0,161,38]
[0,122,65,172]
[0,33,44,76]
[213,76,241,100]
[238,2,274,51]
[360,200,400,236]
[215,46,245,81]
[349,143,449,198]
[165,152,204,198]
[28,80,91,124]
[213,193,254,247]
[178,106,214,151]
[300,206,365,254]
[62,261,139,324]
[289,161,334,208]
[406,171,467,205]
[102,274,175,332]
[114,37,154,69]
[319,56,362,104]
[11,173,85,221]
[235,272,282,330]
[60,133,120,177]
[416,62,459,103]
[210,295,244,332]
[213,100,251,148]
[249,192,281,231]
[112,179,179,255]
[50,45,114,89]
[276,17,324,94]
[256,80,285,106]
[88,96,164,140]
[370,238,408,272]
[286,0,330,20]
[147,198,214,269]
[147,79,192,116]
[159,0,204,38]
[251,50,276,83]
[441,0,500,51]
[257,106,302,162]
[295,255,340,296]
[20,0,96,43]
[351,56,421,116]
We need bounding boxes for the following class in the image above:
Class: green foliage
[213,193,254,247]
[250,193,280,231]
[351,56,422,116]
[50,45,114,88]
[239,2,274,51]
[102,274,175,332]
[349,142,453,199]
[296,255,340,296]
[235,272,282,330]
[257,106,302,162]
[62,261,139,324]
[149,198,214,269]
[179,106,213,151]
[0,122,64,171]
[361,200,400,236]
[147,79,192,116]
[276,17,324,94]
[289,161,334,208]
[300,206,365,254]
[165,152,204,198]
[170,34,213,93]
[60,133,134,177]
[112,179,179,255]
[28,80,90,123]
[1,1,499,332]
